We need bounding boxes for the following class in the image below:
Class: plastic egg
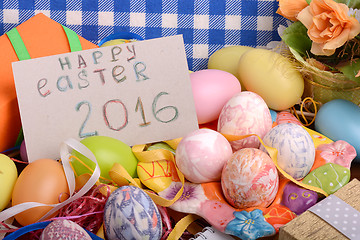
[208,45,254,89]
[71,136,138,181]
[0,154,17,211]
[175,128,233,183]
[40,219,92,240]
[261,123,315,180]
[238,48,304,110]
[315,99,360,162]
[217,91,273,151]
[221,148,279,209]
[190,69,241,124]
[12,159,69,226]
[104,185,162,240]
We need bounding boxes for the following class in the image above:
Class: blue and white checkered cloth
[0,0,287,71]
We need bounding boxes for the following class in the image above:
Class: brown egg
[12,158,69,226]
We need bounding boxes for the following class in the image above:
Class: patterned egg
[175,128,233,183]
[302,163,350,195]
[217,91,272,151]
[261,123,315,180]
[221,148,279,209]
[104,185,162,240]
[40,219,92,240]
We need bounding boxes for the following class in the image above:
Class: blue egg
[315,99,360,162]
[261,123,315,180]
[104,185,162,240]
[269,109,277,123]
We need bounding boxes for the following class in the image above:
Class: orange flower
[297,0,360,56]
[277,0,309,21]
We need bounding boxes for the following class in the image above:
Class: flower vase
[289,48,360,106]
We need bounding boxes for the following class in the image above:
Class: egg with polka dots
[303,163,350,195]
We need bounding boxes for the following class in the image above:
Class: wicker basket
[289,48,360,106]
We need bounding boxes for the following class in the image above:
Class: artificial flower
[277,0,309,21]
[297,0,360,56]
[158,182,207,214]
[225,209,276,240]
[317,140,357,168]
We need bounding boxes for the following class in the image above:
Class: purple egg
[281,182,318,215]
[20,141,28,162]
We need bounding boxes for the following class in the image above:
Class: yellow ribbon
[167,214,201,240]
[221,133,329,197]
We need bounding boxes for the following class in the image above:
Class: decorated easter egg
[281,182,318,215]
[276,111,302,126]
[40,219,92,240]
[12,159,69,226]
[175,128,233,183]
[261,123,315,180]
[190,69,241,124]
[207,45,253,89]
[221,148,279,209]
[138,159,177,192]
[315,99,360,162]
[0,154,17,211]
[302,163,350,195]
[104,185,162,240]
[238,48,304,110]
[217,91,272,151]
[71,136,138,181]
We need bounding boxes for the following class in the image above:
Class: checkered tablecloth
[0,0,287,71]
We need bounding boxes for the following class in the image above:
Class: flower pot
[290,48,360,106]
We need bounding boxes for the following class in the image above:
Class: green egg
[71,136,138,181]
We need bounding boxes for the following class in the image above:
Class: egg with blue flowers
[261,123,315,180]
[104,185,162,240]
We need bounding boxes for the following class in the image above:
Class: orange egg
[12,158,69,226]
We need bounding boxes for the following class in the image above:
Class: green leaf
[281,21,312,56]
[337,59,360,84]
[333,0,360,9]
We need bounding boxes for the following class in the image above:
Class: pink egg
[217,91,272,151]
[221,148,279,209]
[190,69,241,124]
[175,128,233,183]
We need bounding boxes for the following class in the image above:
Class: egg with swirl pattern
[260,123,315,180]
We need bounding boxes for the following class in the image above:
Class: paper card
[13,35,198,162]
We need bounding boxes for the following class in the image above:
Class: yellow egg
[208,45,253,90]
[0,154,18,211]
[238,48,304,110]
[11,158,69,226]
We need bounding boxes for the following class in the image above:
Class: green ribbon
[61,25,83,52]
[6,28,31,60]
[6,24,83,147]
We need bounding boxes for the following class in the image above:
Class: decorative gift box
[0,13,97,152]
[279,178,360,240]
